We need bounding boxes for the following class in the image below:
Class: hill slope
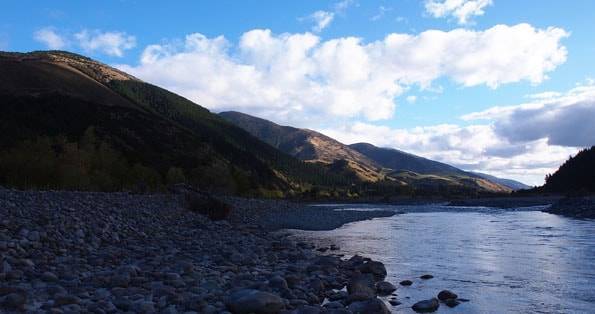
[0,51,352,194]
[219,111,386,182]
[348,142,467,176]
[220,112,511,193]
[471,172,530,191]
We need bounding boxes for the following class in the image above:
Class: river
[289,204,595,313]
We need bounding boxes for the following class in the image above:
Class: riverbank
[0,188,401,313]
[223,196,395,231]
[447,195,561,208]
[544,196,595,218]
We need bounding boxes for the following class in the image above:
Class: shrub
[184,192,231,220]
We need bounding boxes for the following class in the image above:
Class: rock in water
[225,289,284,314]
[376,281,397,295]
[348,298,391,314]
[347,274,377,301]
[437,290,458,301]
[358,261,387,281]
[399,280,413,286]
[420,274,434,280]
[412,298,440,313]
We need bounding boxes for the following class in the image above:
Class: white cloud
[425,0,493,24]
[120,24,567,126]
[371,6,392,21]
[308,11,335,32]
[75,30,136,57]
[463,81,595,147]
[406,95,417,103]
[334,0,355,13]
[34,27,67,49]
[319,122,578,186]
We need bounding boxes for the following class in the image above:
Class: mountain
[219,111,386,182]
[470,172,531,191]
[0,51,353,195]
[220,111,511,193]
[348,142,467,176]
[542,146,595,193]
[348,142,529,190]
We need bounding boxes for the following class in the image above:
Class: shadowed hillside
[0,51,353,195]
[542,146,595,193]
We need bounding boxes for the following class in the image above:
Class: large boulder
[376,281,397,295]
[225,289,285,314]
[347,274,376,302]
[357,261,387,281]
[412,298,440,313]
[348,298,391,314]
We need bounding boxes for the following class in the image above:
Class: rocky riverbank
[223,197,395,231]
[544,196,595,218]
[0,188,414,313]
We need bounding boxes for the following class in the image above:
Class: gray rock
[358,261,387,281]
[420,274,433,280]
[1,292,26,310]
[269,275,288,290]
[42,271,59,282]
[412,298,439,313]
[437,290,458,301]
[133,300,156,313]
[225,289,284,314]
[348,298,390,314]
[290,305,322,314]
[53,293,81,306]
[376,281,396,295]
[347,274,376,301]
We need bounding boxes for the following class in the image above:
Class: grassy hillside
[221,111,511,193]
[220,111,386,182]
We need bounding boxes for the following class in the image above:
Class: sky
[3,0,595,186]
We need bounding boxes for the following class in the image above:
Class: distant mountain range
[0,50,527,198]
[220,111,528,192]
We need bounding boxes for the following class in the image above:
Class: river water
[289,204,595,313]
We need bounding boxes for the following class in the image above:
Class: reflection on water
[290,205,595,313]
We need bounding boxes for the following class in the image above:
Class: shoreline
[446,195,561,208]
[223,196,396,231]
[0,189,401,313]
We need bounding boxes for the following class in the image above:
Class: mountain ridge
[220,111,515,193]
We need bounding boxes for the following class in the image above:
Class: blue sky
[3,1,595,185]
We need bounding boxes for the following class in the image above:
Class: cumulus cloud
[34,27,67,49]
[463,82,595,147]
[75,30,136,57]
[425,0,493,24]
[119,24,567,125]
[319,122,578,186]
